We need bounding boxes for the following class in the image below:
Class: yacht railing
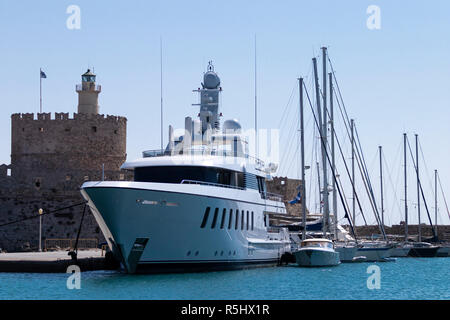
[262,192,283,202]
[142,148,265,167]
[142,149,169,157]
[180,179,245,190]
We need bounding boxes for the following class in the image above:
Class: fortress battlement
[11,112,127,123]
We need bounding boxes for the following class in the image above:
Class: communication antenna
[160,36,164,151]
[254,34,258,158]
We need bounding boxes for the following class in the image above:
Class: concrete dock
[0,249,118,273]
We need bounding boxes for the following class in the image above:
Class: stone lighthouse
[76,69,101,114]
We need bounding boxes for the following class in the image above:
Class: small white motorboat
[294,238,340,267]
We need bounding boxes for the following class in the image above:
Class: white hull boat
[294,239,340,267]
[335,245,358,263]
[357,243,392,262]
[390,247,411,257]
[81,63,291,273]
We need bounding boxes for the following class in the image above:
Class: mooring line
[0,201,88,228]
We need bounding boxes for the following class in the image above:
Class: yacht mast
[299,77,306,240]
[379,146,384,227]
[330,72,337,240]
[312,57,327,237]
[415,134,422,242]
[254,35,258,158]
[404,133,409,241]
[321,47,330,236]
[160,36,164,151]
[351,119,355,226]
[435,169,438,236]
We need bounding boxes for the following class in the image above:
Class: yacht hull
[294,249,340,267]
[390,247,411,257]
[81,182,290,273]
[357,247,391,262]
[335,246,358,263]
[408,247,439,258]
[436,246,450,257]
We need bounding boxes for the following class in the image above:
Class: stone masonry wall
[0,112,130,252]
[266,176,308,216]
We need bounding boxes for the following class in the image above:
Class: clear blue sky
[0,0,449,225]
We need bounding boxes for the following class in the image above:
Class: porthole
[195,251,199,256]
[187,251,191,256]
[214,251,218,256]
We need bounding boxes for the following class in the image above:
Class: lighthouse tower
[76,69,101,114]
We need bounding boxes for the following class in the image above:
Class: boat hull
[335,246,358,263]
[81,182,290,273]
[390,247,411,257]
[357,247,391,262]
[294,249,340,267]
[436,246,450,257]
[408,247,439,258]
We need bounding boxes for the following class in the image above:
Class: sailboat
[395,133,439,258]
[293,49,340,267]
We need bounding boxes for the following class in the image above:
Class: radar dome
[203,72,221,89]
[223,119,242,133]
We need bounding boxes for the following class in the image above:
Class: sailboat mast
[404,133,408,241]
[435,169,438,236]
[299,77,306,240]
[312,57,327,237]
[351,119,355,226]
[321,47,330,235]
[379,146,384,227]
[317,162,322,214]
[330,72,337,239]
[415,134,421,242]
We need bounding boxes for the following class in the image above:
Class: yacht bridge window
[134,166,244,188]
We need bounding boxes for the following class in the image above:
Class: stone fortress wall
[0,112,129,252]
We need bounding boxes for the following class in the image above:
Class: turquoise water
[0,258,449,300]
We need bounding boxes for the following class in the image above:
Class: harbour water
[0,258,448,300]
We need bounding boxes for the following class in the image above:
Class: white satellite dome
[223,119,242,133]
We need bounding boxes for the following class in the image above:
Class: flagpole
[39,68,42,113]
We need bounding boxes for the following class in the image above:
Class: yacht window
[211,208,219,229]
[251,211,254,230]
[246,211,249,230]
[257,176,267,194]
[241,210,244,230]
[228,209,233,229]
[200,207,211,228]
[134,166,244,188]
[244,173,258,190]
[220,208,226,229]
[235,210,239,230]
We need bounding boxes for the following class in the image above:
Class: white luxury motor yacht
[81,63,291,273]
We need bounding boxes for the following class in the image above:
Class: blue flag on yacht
[289,189,302,204]
[40,70,47,79]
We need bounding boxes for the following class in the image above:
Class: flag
[289,186,302,204]
[40,70,47,79]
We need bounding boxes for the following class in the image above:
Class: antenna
[160,36,164,152]
[254,34,258,159]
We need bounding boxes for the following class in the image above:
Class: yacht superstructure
[81,63,290,273]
